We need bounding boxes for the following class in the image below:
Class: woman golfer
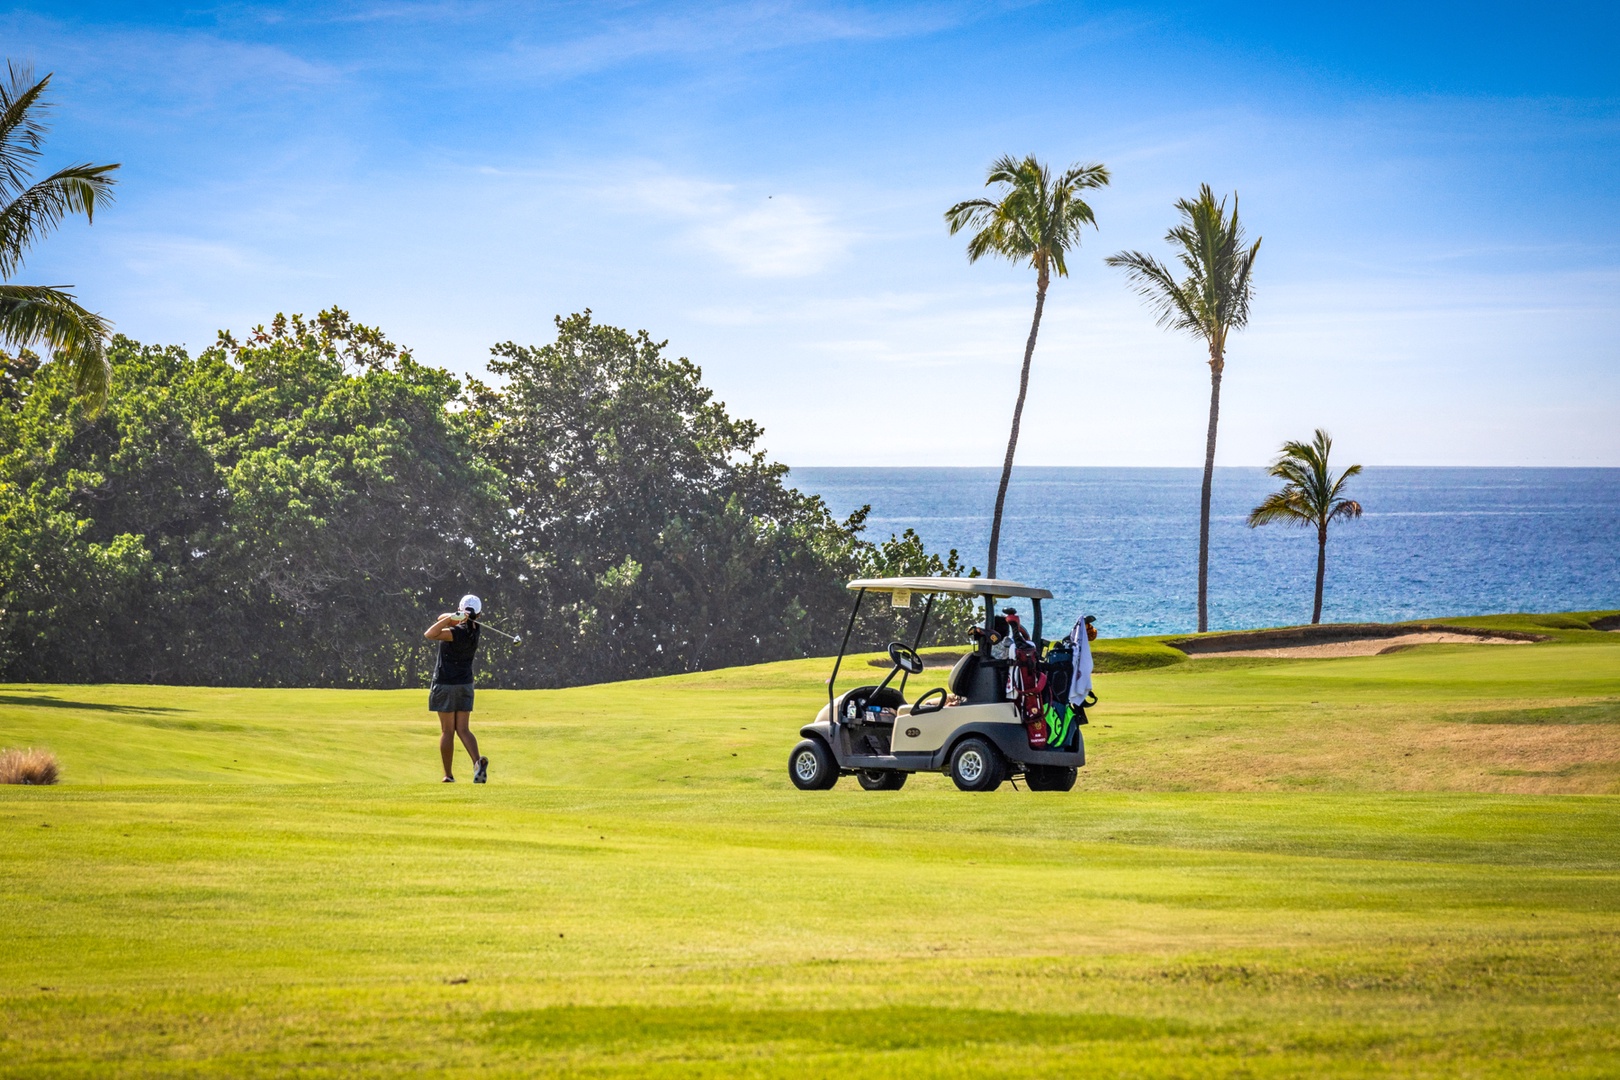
[425,594,489,783]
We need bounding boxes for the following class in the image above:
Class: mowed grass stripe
[7,789,1618,988]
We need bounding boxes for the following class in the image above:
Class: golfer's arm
[424,615,458,642]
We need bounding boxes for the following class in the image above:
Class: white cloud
[613,172,854,277]
[693,195,849,276]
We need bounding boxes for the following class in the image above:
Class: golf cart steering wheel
[888,642,924,676]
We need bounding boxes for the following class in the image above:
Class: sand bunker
[1186,632,1533,659]
[1169,623,1544,660]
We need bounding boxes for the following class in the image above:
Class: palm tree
[945,154,1109,578]
[0,62,119,407]
[1107,185,1259,632]
[1247,429,1363,625]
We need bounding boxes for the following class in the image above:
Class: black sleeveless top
[432,622,480,684]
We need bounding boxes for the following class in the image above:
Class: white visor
[459,594,482,614]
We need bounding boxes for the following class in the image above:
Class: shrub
[0,748,59,785]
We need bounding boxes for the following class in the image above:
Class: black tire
[789,738,838,790]
[948,737,1004,792]
[1024,764,1078,792]
[856,769,907,791]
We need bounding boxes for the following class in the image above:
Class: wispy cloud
[1,11,340,102]
[616,172,855,276]
[490,0,973,80]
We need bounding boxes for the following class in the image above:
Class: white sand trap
[1190,632,1533,659]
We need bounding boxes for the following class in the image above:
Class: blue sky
[6,1,1618,465]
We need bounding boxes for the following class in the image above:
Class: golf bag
[1008,642,1048,748]
[1037,640,1090,752]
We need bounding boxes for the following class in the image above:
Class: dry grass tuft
[0,747,60,785]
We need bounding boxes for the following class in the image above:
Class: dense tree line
[0,309,975,687]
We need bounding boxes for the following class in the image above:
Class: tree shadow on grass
[0,694,185,715]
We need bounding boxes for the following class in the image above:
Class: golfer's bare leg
[438,712,457,778]
[454,712,480,765]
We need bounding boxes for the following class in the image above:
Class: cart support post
[828,589,865,725]
[981,595,995,657]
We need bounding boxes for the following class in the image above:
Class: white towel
[1069,617,1094,705]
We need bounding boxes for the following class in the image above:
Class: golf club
[478,620,522,645]
[452,612,522,645]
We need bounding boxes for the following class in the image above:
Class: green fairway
[3,615,1619,1076]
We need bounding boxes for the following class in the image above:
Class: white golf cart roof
[845,576,1053,600]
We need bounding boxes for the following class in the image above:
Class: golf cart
[788,577,1093,793]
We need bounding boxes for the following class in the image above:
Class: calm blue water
[788,467,1620,637]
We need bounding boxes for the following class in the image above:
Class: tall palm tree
[1107,184,1259,632]
[946,154,1109,578]
[0,62,119,407]
[1247,429,1363,625]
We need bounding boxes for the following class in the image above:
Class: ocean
[786,467,1620,638]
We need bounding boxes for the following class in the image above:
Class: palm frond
[0,162,119,278]
[0,62,50,203]
[943,197,996,236]
[982,153,1030,188]
[1246,490,1312,528]
[944,153,1109,274]
[1328,462,1363,502]
[0,282,111,405]
[1058,162,1111,193]
[1250,428,1364,531]
[1113,183,1261,353]
[0,60,119,409]
[1104,250,1201,334]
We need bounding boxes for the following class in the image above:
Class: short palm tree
[1107,185,1259,632]
[1247,429,1363,625]
[0,62,119,406]
[946,153,1109,578]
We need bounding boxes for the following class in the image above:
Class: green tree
[1246,429,1363,625]
[945,154,1109,578]
[0,63,119,407]
[1107,184,1260,633]
[212,311,507,685]
[0,308,976,687]
[0,310,502,686]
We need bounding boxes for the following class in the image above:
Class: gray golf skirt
[428,683,474,713]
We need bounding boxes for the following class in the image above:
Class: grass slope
[2,612,1618,1076]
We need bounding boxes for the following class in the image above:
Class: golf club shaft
[473,619,521,643]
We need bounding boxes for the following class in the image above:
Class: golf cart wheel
[1024,764,1078,792]
[948,737,1005,793]
[856,769,907,792]
[789,738,839,791]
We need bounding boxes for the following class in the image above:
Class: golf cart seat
[947,653,1005,704]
